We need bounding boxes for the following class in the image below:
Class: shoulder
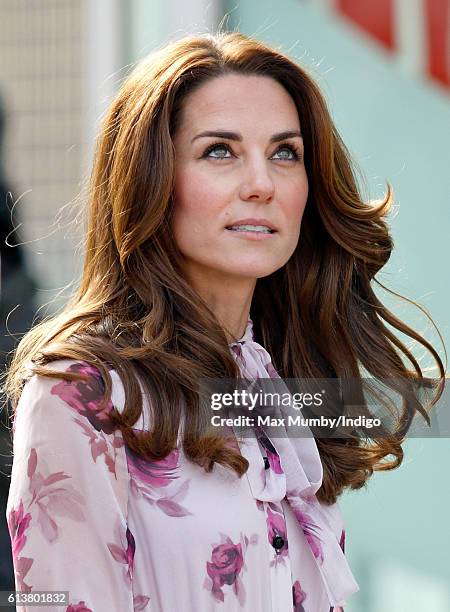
[11,359,131,485]
[29,358,152,427]
[15,359,128,433]
[17,358,157,438]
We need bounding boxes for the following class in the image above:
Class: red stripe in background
[335,0,396,51]
[424,0,450,88]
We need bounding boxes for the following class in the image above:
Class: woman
[5,31,445,611]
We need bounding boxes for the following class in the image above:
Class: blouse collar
[229,317,254,346]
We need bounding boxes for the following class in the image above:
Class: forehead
[177,73,300,134]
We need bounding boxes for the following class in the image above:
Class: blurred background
[0,1,448,610]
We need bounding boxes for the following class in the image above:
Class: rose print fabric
[229,320,359,608]
[6,317,359,611]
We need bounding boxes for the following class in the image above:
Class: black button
[272,535,285,551]
[263,456,270,470]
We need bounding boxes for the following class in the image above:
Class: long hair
[5,31,446,504]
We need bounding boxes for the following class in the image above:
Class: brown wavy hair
[5,31,446,504]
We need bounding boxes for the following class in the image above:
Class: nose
[239,157,275,203]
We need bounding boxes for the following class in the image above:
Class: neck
[180,265,256,344]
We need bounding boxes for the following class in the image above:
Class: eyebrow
[191,129,303,144]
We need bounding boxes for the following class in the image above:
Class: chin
[223,265,280,279]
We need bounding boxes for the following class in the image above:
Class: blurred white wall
[0,0,90,313]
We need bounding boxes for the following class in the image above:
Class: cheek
[280,180,308,254]
[285,178,309,225]
[172,171,224,248]
[173,174,206,230]
[173,169,223,220]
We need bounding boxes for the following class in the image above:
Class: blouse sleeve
[5,360,134,612]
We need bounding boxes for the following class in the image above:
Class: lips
[224,218,277,231]
[226,227,274,234]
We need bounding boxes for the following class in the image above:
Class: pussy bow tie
[229,317,360,607]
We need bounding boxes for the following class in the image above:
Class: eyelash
[201,141,303,162]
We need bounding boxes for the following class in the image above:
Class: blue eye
[201,141,303,162]
[203,143,231,159]
[273,145,302,161]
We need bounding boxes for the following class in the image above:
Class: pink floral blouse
[6,317,359,611]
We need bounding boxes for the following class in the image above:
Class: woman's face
[171,73,308,288]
